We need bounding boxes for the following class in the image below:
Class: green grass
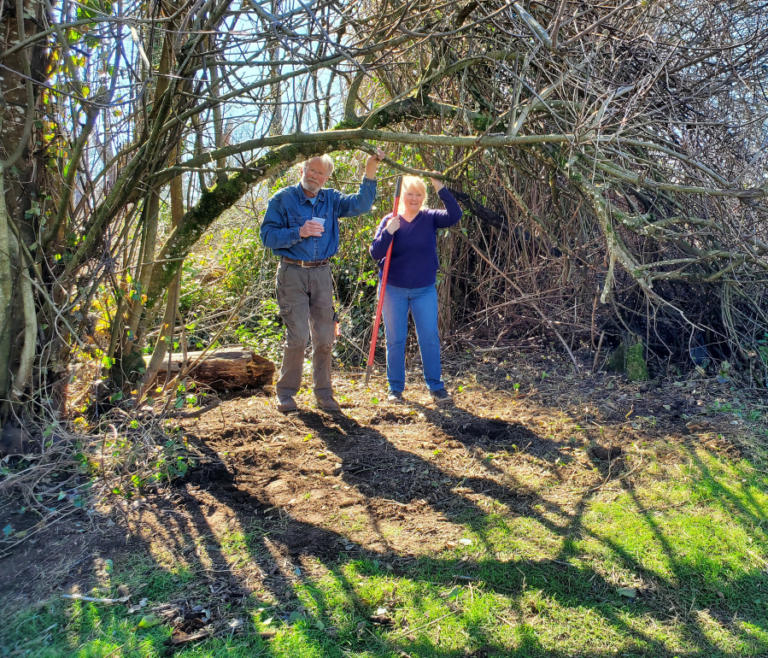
[2,444,767,657]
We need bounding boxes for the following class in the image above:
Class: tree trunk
[0,0,50,421]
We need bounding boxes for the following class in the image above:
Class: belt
[281,257,331,268]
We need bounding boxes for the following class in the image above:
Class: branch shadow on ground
[137,402,768,657]
[12,390,764,655]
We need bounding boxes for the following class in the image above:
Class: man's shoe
[430,388,452,405]
[276,396,298,413]
[316,396,341,412]
[387,391,404,403]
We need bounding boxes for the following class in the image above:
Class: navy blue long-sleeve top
[369,187,462,288]
[260,178,377,261]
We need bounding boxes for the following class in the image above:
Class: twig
[62,593,130,604]
[462,236,579,369]
[391,610,456,639]
[592,331,605,373]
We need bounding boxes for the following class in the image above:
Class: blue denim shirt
[260,178,377,261]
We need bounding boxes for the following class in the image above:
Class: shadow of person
[409,398,572,465]
[295,408,568,541]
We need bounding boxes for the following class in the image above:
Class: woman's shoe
[430,388,452,405]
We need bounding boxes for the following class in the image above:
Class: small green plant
[708,398,749,419]
[152,438,193,483]
[104,424,194,498]
[235,298,285,361]
[173,381,199,409]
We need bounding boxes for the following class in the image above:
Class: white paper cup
[312,216,325,228]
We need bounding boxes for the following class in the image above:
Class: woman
[369,175,462,403]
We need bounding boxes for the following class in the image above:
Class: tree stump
[145,347,275,391]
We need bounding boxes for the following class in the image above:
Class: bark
[143,347,275,391]
[14,266,36,396]
[0,169,12,405]
[138,145,185,398]
[0,0,49,414]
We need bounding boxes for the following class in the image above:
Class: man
[260,148,386,412]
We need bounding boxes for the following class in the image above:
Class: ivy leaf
[137,614,160,628]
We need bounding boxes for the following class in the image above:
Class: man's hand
[365,147,387,179]
[299,219,325,238]
[385,215,400,235]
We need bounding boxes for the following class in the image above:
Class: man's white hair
[302,154,334,175]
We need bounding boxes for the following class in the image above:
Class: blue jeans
[381,283,444,393]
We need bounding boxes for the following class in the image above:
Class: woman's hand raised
[385,215,401,235]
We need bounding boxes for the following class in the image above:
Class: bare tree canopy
[2,0,768,419]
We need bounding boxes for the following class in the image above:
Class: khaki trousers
[275,261,335,399]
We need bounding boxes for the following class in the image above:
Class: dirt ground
[0,347,751,631]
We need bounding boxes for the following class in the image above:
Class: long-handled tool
[365,175,402,385]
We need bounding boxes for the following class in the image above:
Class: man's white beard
[301,176,321,195]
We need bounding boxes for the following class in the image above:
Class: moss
[333,117,363,130]
[626,338,649,381]
[606,335,649,381]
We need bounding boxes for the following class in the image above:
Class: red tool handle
[366,176,402,381]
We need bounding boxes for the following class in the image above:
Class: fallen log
[145,347,275,391]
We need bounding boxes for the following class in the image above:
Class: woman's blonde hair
[397,175,427,215]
